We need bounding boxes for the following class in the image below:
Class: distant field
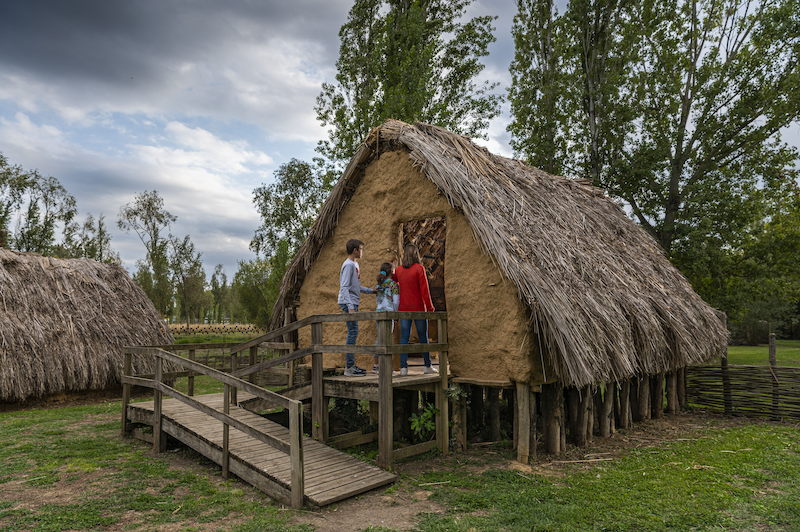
[167,322,264,341]
[726,339,800,367]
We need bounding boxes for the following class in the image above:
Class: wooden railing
[231,311,450,469]
[120,346,305,508]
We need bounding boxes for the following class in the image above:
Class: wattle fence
[686,364,800,420]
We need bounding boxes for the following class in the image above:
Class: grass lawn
[1,399,799,531]
[726,339,800,367]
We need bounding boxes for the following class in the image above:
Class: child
[372,261,400,374]
[338,238,375,377]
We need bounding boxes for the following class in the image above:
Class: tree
[56,213,121,263]
[210,264,231,323]
[169,235,207,330]
[316,0,502,164]
[118,191,177,316]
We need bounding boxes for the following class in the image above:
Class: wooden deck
[127,392,396,507]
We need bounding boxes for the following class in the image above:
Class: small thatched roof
[0,250,174,402]
[272,119,726,388]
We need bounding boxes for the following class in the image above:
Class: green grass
[407,422,800,532]
[726,339,800,367]
[0,402,311,531]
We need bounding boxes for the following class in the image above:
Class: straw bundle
[0,250,175,402]
[271,120,726,388]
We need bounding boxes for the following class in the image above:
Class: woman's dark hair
[401,244,421,269]
[376,262,394,285]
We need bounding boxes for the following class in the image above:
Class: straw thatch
[271,119,726,388]
[0,249,175,402]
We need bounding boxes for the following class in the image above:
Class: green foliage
[170,234,210,329]
[0,152,78,255]
[210,263,232,323]
[410,403,438,442]
[316,0,501,164]
[118,190,177,317]
[233,240,292,327]
[54,212,121,263]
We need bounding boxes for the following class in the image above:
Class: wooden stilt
[436,318,449,456]
[638,375,651,421]
[619,378,631,429]
[516,382,531,463]
[311,322,325,441]
[666,371,678,414]
[121,353,132,437]
[584,385,594,443]
[487,388,501,441]
[651,371,664,419]
[378,318,393,470]
[599,382,614,437]
[542,382,562,455]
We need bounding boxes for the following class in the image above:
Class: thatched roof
[271,119,726,388]
[0,250,174,402]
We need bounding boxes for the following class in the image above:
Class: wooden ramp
[127,392,396,507]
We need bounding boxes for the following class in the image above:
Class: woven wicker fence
[686,364,800,420]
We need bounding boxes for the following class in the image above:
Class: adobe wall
[295,150,545,384]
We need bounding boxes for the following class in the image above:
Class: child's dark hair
[376,262,394,285]
[346,239,364,255]
[401,244,421,269]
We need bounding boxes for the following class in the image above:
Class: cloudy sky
[0,1,797,280]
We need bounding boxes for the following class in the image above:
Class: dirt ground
[0,394,774,532]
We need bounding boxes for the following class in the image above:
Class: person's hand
[391,259,399,269]
[349,308,356,314]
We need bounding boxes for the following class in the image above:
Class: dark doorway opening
[399,217,446,343]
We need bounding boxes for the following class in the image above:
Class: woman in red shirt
[394,244,437,376]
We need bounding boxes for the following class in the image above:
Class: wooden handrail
[230,312,447,354]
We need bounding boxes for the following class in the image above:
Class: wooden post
[530,387,537,461]
[619,378,631,429]
[770,333,779,421]
[721,357,732,416]
[289,401,304,508]
[585,385,594,443]
[471,385,484,437]
[121,352,132,437]
[666,371,678,414]
[153,356,167,452]
[222,383,230,479]
[285,308,296,386]
[311,322,325,441]
[516,382,531,463]
[542,382,563,455]
[230,352,238,405]
[378,318,393,469]
[436,318,449,456]
[651,371,664,419]
[248,345,257,385]
[630,376,641,422]
[677,367,686,407]
[487,388,501,441]
[599,381,615,438]
[637,375,651,421]
[187,349,196,396]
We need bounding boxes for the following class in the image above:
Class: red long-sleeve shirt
[393,263,434,312]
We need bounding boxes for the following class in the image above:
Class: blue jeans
[339,304,358,368]
[400,318,431,368]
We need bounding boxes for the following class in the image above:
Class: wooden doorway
[399,217,446,343]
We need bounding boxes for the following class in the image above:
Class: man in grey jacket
[338,239,375,376]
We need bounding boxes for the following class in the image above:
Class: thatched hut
[0,250,174,403]
[271,119,726,452]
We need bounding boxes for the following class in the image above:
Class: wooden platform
[127,392,396,507]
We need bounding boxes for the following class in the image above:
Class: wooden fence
[686,364,800,420]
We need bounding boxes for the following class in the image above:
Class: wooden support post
[487,388,501,442]
[249,345,258,385]
[121,352,132,437]
[651,371,664,419]
[436,318,449,456]
[222,383,230,479]
[378,318,393,469]
[456,390,467,451]
[542,382,563,455]
[630,376,641,422]
[619,378,631,429]
[516,382,531,464]
[567,387,580,445]
[721,357,732,416]
[677,367,686,407]
[285,308,296,387]
[229,352,239,405]
[638,375,651,421]
[187,349,196,396]
[585,385,594,443]
[153,356,167,452]
[530,387,537,461]
[666,371,678,414]
[311,322,325,441]
[289,401,304,509]
[770,333,779,421]
[471,385,484,438]
[599,382,614,438]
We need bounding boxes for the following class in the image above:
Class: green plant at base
[410,403,439,442]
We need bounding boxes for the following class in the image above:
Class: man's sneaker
[371,365,379,374]
[344,366,366,377]
[399,367,408,376]
[423,366,439,374]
